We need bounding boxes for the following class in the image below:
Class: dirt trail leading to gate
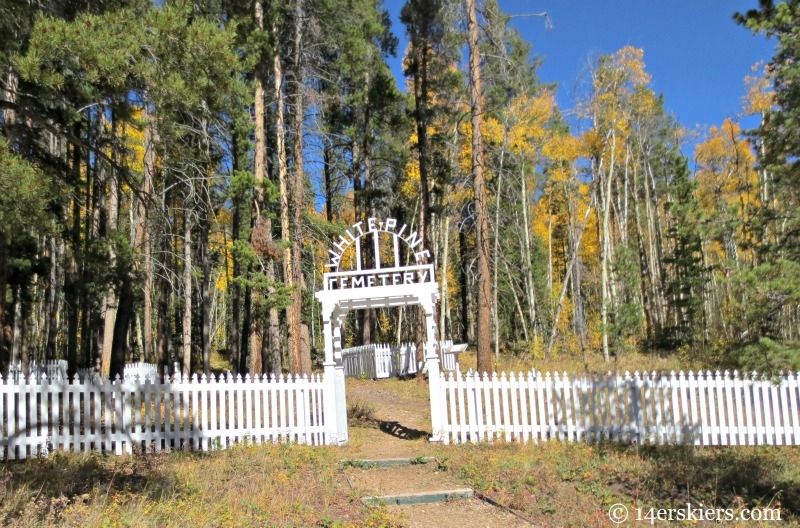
[339,379,532,527]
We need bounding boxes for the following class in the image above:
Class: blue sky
[382,0,776,145]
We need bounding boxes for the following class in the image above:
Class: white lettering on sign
[326,267,433,290]
[326,217,430,270]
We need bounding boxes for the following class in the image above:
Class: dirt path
[339,379,532,527]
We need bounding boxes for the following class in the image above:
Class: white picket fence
[121,362,159,380]
[342,343,417,378]
[9,360,68,383]
[0,373,326,460]
[342,340,461,379]
[9,361,165,384]
[435,370,800,446]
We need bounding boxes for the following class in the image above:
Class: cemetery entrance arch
[315,218,444,445]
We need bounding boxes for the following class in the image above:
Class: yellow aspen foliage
[589,46,654,158]
[402,122,454,199]
[742,61,774,117]
[490,91,555,157]
[694,118,760,265]
[401,140,422,199]
[121,110,146,175]
[102,108,146,191]
[538,132,598,263]
[592,46,651,95]
[213,208,235,292]
[543,132,583,165]
[614,46,651,87]
[695,118,758,211]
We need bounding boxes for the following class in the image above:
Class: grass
[458,349,686,376]
[434,441,800,526]
[4,440,796,527]
[0,444,398,527]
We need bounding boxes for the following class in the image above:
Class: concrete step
[342,457,472,506]
[362,488,474,506]
[339,457,437,469]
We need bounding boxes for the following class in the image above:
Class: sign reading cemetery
[323,217,434,291]
[325,266,433,290]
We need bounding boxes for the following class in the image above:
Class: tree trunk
[492,133,506,359]
[546,200,593,359]
[519,163,538,344]
[0,68,16,374]
[273,25,297,374]
[200,217,211,375]
[230,208,241,374]
[45,237,59,360]
[2,66,17,141]
[362,99,375,345]
[264,104,283,376]
[0,232,7,377]
[240,284,252,374]
[101,117,119,378]
[66,134,81,377]
[598,129,617,363]
[110,274,132,381]
[140,107,157,362]
[409,15,435,365]
[291,0,310,375]
[156,230,171,380]
[268,299,282,375]
[83,143,100,373]
[458,227,471,343]
[11,285,23,371]
[324,141,335,222]
[631,161,654,342]
[250,0,268,377]
[645,162,666,330]
[439,214,450,339]
[467,0,492,374]
[182,208,192,377]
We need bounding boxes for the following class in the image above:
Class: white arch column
[320,303,348,445]
[422,299,445,442]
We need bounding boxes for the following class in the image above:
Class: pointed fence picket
[0,372,326,460]
[435,370,800,446]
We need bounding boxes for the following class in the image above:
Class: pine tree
[661,155,705,348]
[731,0,800,371]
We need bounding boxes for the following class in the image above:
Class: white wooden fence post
[427,342,445,442]
[789,373,800,444]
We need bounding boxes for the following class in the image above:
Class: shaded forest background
[1,0,799,380]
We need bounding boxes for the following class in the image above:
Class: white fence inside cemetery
[9,360,69,383]
[435,370,800,446]
[342,340,461,379]
[10,361,168,384]
[0,373,326,460]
